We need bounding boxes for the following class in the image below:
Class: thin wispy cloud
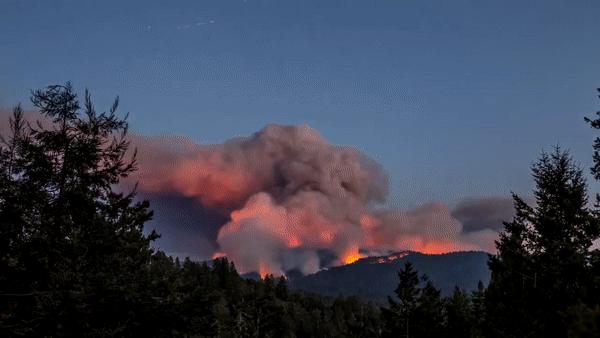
[177,20,215,30]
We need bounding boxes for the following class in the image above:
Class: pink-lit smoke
[128,124,502,276]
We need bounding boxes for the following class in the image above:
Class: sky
[2,0,600,265]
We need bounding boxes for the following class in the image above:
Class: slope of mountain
[289,251,491,304]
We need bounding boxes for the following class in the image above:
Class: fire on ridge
[130,124,497,277]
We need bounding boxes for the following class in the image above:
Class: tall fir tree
[383,262,445,338]
[486,147,599,337]
[412,277,444,337]
[445,287,474,338]
[584,88,600,297]
[0,84,162,336]
[383,262,419,337]
[470,281,486,338]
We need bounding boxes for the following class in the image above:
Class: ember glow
[371,251,410,264]
[130,124,499,276]
[341,247,363,265]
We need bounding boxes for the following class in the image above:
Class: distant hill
[288,251,491,304]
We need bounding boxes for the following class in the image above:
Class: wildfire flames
[130,124,497,276]
[371,251,409,264]
[341,248,363,265]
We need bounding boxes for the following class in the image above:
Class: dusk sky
[2,0,600,262]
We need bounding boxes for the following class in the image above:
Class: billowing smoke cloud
[0,111,508,275]
[128,124,508,276]
[131,125,388,210]
[130,125,389,275]
[451,197,515,233]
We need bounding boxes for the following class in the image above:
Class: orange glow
[359,214,378,230]
[212,251,227,259]
[129,125,499,278]
[343,253,361,264]
[287,237,302,248]
[370,252,410,264]
[419,242,460,254]
[319,230,334,243]
[258,262,268,279]
[341,248,362,265]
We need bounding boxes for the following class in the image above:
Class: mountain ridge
[286,251,491,304]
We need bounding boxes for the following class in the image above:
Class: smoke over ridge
[129,124,503,276]
[0,109,504,275]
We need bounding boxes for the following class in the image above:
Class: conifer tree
[486,148,599,337]
[412,277,444,337]
[0,83,160,336]
[384,262,446,338]
[384,262,419,337]
[445,287,473,338]
[470,281,486,338]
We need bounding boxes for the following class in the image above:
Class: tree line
[1,84,599,337]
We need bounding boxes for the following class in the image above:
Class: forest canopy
[0,84,599,337]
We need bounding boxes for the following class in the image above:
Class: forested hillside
[1,84,599,337]
[290,251,490,303]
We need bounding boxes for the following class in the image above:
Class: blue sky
[2,0,600,208]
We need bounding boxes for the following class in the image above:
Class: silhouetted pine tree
[445,287,473,338]
[0,83,162,336]
[470,281,486,338]
[383,262,446,338]
[383,262,419,337]
[412,277,444,337]
[486,148,599,337]
[583,89,600,306]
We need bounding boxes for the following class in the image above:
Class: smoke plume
[451,197,515,233]
[129,124,504,276]
[0,110,505,275]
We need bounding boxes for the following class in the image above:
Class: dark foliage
[1,84,600,337]
[0,84,384,337]
[383,262,480,338]
[291,251,490,303]
[0,84,160,336]
[484,150,600,334]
